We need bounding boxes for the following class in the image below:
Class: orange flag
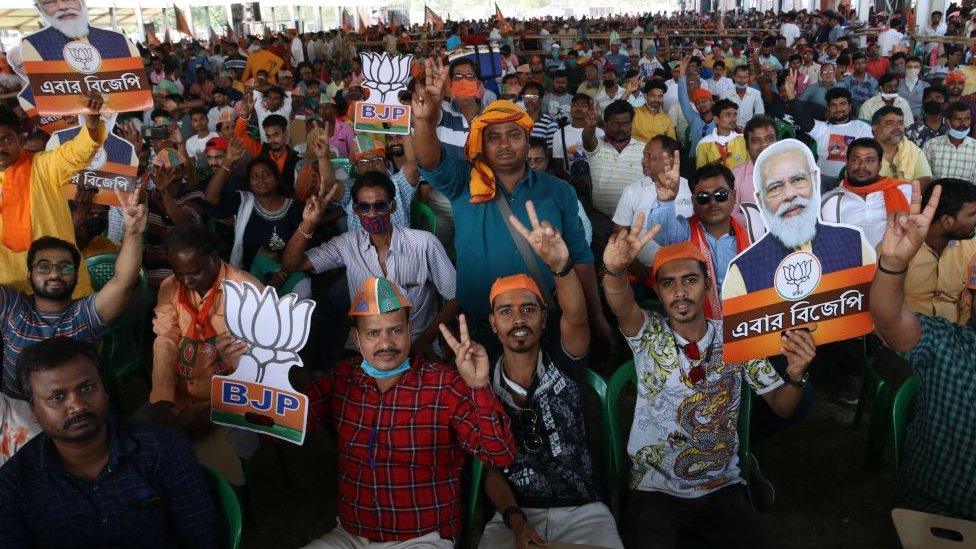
[494,3,512,34]
[145,22,162,47]
[174,5,192,37]
[425,5,445,31]
[340,8,355,33]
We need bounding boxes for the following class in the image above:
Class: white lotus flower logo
[360,51,414,104]
[223,281,314,383]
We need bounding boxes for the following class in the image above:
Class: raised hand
[83,91,105,129]
[152,164,178,195]
[625,75,644,95]
[507,200,570,273]
[115,187,147,236]
[302,181,339,224]
[314,125,333,159]
[584,103,599,129]
[782,68,798,100]
[226,138,247,166]
[879,181,941,271]
[655,149,682,202]
[411,57,448,122]
[240,92,255,119]
[603,212,661,273]
[438,314,489,388]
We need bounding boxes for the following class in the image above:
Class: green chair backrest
[86,253,118,291]
[203,465,243,549]
[462,367,612,549]
[891,377,917,472]
[410,200,437,235]
[606,359,753,516]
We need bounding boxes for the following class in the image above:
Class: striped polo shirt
[584,138,646,218]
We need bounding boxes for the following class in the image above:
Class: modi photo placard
[211,281,314,445]
[20,26,152,115]
[720,139,877,363]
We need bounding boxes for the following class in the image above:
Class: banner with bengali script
[49,127,139,207]
[20,32,152,115]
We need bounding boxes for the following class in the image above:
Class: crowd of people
[0,0,974,547]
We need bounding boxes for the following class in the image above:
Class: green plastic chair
[606,359,753,518]
[891,377,917,472]
[410,200,437,234]
[85,254,149,412]
[461,368,612,549]
[852,338,904,471]
[203,465,244,549]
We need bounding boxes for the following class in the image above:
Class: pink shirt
[330,119,356,158]
[731,160,756,226]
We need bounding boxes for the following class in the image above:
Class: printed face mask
[359,212,392,234]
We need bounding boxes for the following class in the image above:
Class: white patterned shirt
[923,135,976,183]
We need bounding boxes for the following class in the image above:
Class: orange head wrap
[691,88,713,103]
[489,274,543,307]
[651,242,708,282]
[464,100,534,203]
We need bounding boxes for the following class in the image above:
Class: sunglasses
[515,408,544,453]
[33,261,76,276]
[355,156,385,166]
[353,200,391,215]
[694,188,731,205]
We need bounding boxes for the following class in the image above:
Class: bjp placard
[19,24,152,115]
[720,139,877,363]
[211,281,314,445]
[353,52,413,135]
[48,123,139,207]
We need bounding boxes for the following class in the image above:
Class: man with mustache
[631,80,677,143]
[871,107,933,188]
[723,139,875,300]
[0,189,145,464]
[0,337,218,547]
[477,203,623,548]
[301,277,515,547]
[821,137,914,248]
[602,227,815,547]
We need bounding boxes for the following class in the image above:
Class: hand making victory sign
[507,201,570,274]
[655,150,683,203]
[438,314,489,389]
[603,212,662,275]
[411,57,449,123]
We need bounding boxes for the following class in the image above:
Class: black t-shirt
[205,191,304,271]
[490,335,600,508]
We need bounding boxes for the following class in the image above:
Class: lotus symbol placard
[360,51,414,105]
[774,251,822,301]
[63,41,101,74]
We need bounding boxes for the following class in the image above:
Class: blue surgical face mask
[949,127,971,140]
[360,356,411,379]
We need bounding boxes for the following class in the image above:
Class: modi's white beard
[40,5,90,39]
[763,197,819,249]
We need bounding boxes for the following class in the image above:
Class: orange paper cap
[651,242,708,281]
[489,274,543,307]
[349,277,412,316]
[691,88,713,102]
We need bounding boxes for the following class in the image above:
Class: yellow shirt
[242,49,285,84]
[881,139,933,181]
[696,134,749,169]
[904,239,976,324]
[632,106,677,143]
[81,235,120,260]
[151,262,263,412]
[960,65,976,96]
[0,124,104,298]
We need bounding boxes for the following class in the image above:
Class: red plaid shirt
[305,358,515,542]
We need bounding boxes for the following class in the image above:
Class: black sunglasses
[353,200,391,215]
[694,188,731,206]
[515,408,543,453]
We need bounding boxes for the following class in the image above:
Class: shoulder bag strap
[493,191,558,311]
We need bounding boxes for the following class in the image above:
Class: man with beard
[542,70,573,119]
[789,87,873,192]
[723,139,875,300]
[477,206,623,548]
[21,0,141,83]
[821,137,914,248]
[731,115,777,227]
[603,230,815,547]
[69,189,117,259]
[301,277,515,547]
[923,102,976,183]
[0,189,145,464]
[631,80,676,143]
[0,337,218,547]
[582,99,645,217]
[871,107,932,188]
[905,86,948,149]
[552,93,603,171]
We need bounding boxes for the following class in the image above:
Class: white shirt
[808,119,874,178]
[584,138,645,217]
[878,28,905,57]
[612,175,692,266]
[552,124,604,162]
[596,87,627,115]
[859,94,915,128]
[253,89,293,142]
[290,36,305,66]
[821,182,913,248]
[185,132,218,167]
[722,86,764,129]
[781,23,801,46]
[707,76,735,98]
[663,79,680,115]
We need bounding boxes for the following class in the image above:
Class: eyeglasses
[353,200,391,215]
[515,408,544,453]
[355,156,386,166]
[522,94,540,100]
[694,188,731,205]
[451,73,478,81]
[764,171,812,200]
[32,261,76,276]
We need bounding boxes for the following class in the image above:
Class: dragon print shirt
[624,311,783,497]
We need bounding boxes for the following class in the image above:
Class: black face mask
[82,216,108,237]
[923,101,944,116]
[603,79,616,89]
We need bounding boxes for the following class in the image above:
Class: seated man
[148,222,262,485]
[649,161,751,319]
[602,232,816,548]
[695,99,748,170]
[300,277,515,547]
[69,189,119,259]
[0,337,217,547]
[870,181,976,521]
[479,203,623,549]
[0,191,146,463]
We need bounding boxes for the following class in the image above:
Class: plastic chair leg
[864,383,893,471]
[852,373,875,429]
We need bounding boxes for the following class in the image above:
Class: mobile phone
[142,126,169,140]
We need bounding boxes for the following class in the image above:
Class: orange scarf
[842,177,910,214]
[0,151,34,252]
[179,278,222,341]
[463,100,535,204]
[690,216,751,320]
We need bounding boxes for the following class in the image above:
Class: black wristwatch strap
[552,259,573,278]
[502,506,526,529]
[783,371,808,388]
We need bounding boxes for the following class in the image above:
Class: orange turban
[489,274,543,306]
[691,88,713,103]
[464,100,534,203]
[651,242,708,281]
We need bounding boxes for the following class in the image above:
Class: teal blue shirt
[419,148,594,318]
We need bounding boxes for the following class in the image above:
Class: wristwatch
[502,506,527,529]
[783,371,809,388]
